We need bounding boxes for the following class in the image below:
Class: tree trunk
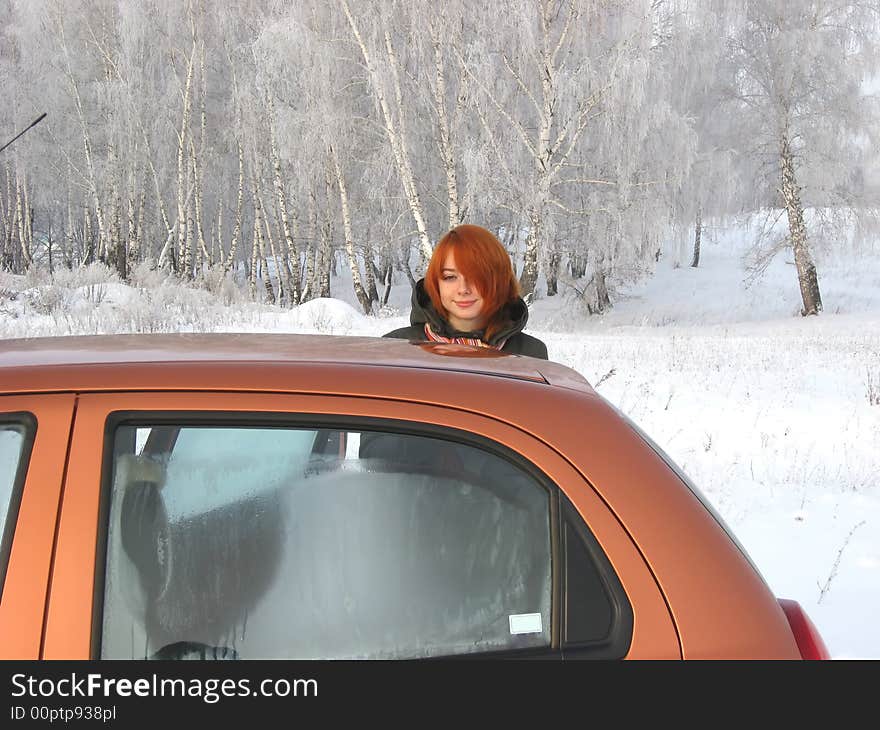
[519,208,542,299]
[195,37,209,272]
[175,39,196,276]
[691,205,702,268]
[114,232,127,281]
[266,91,301,305]
[105,135,119,268]
[135,191,146,264]
[363,250,379,305]
[261,184,287,305]
[23,179,34,269]
[191,141,209,275]
[317,241,331,299]
[225,140,245,274]
[83,207,94,266]
[14,176,28,272]
[184,153,195,279]
[65,180,75,268]
[780,132,822,316]
[595,265,611,313]
[259,257,275,305]
[109,169,126,279]
[2,166,13,270]
[140,126,173,267]
[289,211,303,303]
[545,246,560,296]
[380,259,393,306]
[252,174,276,304]
[47,216,54,276]
[399,249,416,289]
[317,165,333,299]
[213,199,222,267]
[429,20,462,229]
[60,27,108,265]
[330,145,372,315]
[127,193,138,266]
[249,186,260,301]
[300,188,318,304]
[568,251,587,278]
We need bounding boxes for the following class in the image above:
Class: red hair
[424,225,520,340]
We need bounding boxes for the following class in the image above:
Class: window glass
[0,424,27,595]
[0,426,26,543]
[131,427,316,520]
[101,424,552,660]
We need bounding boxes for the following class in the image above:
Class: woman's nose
[459,277,471,293]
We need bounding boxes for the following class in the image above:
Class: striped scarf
[424,323,508,350]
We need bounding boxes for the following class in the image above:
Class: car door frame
[0,393,77,659]
[43,390,678,659]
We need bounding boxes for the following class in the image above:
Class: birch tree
[649,2,727,269]
[339,0,435,265]
[282,1,386,310]
[53,1,110,267]
[427,8,468,230]
[461,0,648,298]
[4,0,875,318]
[721,0,880,315]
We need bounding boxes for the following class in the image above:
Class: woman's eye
[442,275,456,281]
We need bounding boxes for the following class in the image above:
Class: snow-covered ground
[1,215,878,658]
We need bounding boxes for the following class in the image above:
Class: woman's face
[438,251,487,332]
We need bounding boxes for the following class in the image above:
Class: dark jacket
[384,279,548,360]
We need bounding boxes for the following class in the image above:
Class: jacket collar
[408,278,529,346]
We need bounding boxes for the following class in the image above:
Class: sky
[1,214,878,659]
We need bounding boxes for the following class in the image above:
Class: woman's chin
[448,315,486,332]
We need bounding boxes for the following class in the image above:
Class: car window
[0,426,25,527]
[100,423,552,660]
[130,426,316,520]
[0,422,30,595]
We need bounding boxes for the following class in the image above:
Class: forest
[1,0,878,316]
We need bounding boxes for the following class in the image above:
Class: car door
[0,394,77,659]
[43,391,677,659]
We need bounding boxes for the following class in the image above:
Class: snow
[1,213,878,658]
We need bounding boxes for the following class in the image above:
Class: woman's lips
[454,300,477,308]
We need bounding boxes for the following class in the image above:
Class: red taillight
[778,599,830,660]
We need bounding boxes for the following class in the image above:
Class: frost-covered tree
[2,0,875,320]
[651,1,742,269]
[719,0,880,315]
[461,0,676,300]
[338,0,437,267]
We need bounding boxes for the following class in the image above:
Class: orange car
[0,333,828,660]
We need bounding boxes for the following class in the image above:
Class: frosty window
[0,422,29,597]
[101,423,552,659]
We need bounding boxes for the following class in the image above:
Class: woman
[384,225,548,359]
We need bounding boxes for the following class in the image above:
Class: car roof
[0,333,593,394]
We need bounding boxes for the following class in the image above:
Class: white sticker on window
[509,613,542,635]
